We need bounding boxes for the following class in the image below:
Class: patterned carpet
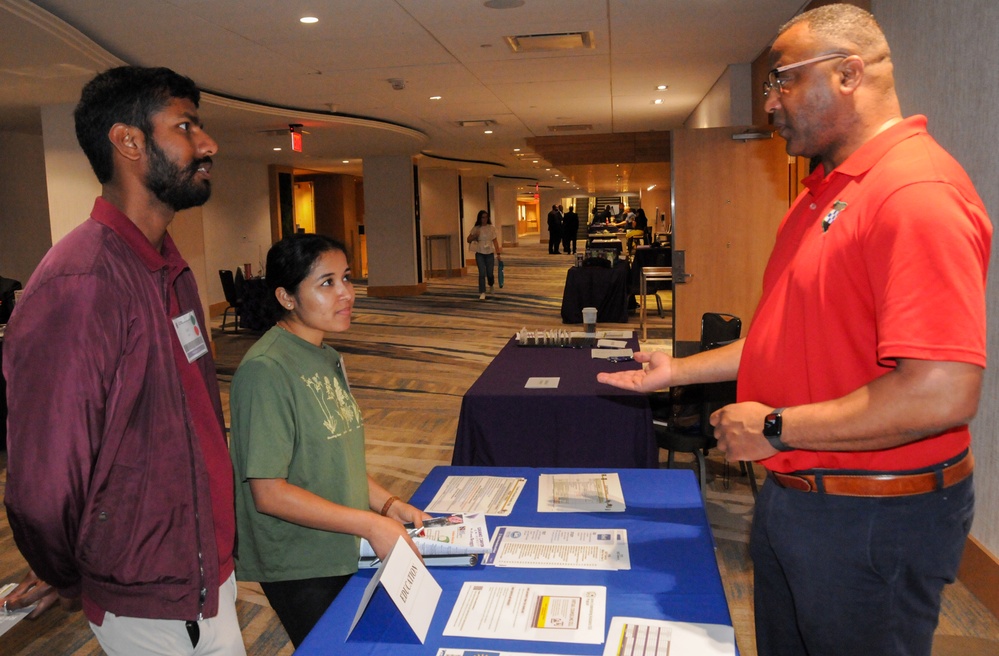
[3,238,998,654]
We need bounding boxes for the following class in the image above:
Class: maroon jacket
[4,198,229,621]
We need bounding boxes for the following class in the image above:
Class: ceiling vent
[504,31,595,53]
[456,119,497,128]
[548,124,593,133]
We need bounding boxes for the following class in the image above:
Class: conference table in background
[452,336,657,469]
[297,466,735,655]
[560,260,631,324]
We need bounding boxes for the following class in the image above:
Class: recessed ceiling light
[429,95,442,101]
[273,147,282,151]
[532,160,538,163]
[342,160,350,164]
[513,148,521,152]
[656,84,668,91]
[484,129,493,134]
[653,98,665,104]
[300,16,318,24]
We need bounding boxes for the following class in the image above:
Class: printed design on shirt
[821,200,848,232]
[301,372,362,439]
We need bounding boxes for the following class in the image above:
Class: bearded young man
[598,5,991,655]
[3,66,245,655]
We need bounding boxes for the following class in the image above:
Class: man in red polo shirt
[598,5,991,655]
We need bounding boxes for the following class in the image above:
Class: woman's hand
[364,515,424,562]
[386,500,432,528]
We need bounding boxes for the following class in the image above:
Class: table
[297,466,734,655]
[424,234,453,278]
[452,337,657,469]
[560,261,630,324]
[238,277,273,332]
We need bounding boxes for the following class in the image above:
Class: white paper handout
[591,348,634,360]
[437,650,585,656]
[600,330,633,339]
[525,377,560,389]
[596,339,628,349]
[485,527,631,570]
[602,616,736,656]
[347,536,442,643]
[359,514,490,567]
[443,582,606,644]
[425,476,527,516]
[538,473,625,512]
[1,582,36,638]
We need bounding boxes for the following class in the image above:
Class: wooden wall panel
[671,127,791,343]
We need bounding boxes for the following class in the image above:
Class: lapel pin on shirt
[822,200,848,232]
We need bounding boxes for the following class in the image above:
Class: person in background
[3,66,245,655]
[561,205,579,255]
[466,209,503,300]
[597,5,991,655]
[229,234,430,648]
[546,204,563,254]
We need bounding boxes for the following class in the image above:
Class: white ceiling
[0,0,805,194]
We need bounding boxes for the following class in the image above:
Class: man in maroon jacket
[3,67,245,655]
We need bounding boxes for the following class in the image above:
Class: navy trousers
[751,474,973,656]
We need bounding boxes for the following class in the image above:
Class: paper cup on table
[582,306,597,334]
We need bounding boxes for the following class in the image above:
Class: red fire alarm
[289,124,303,152]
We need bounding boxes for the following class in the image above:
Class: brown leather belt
[769,451,973,497]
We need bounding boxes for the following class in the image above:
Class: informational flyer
[602,617,736,656]
[437,651,583,656]
[1,582,35,637]
[425,476,527,516]
[538,473,625,512]
[525,377,560,389]
[437,650,583,656]
[484,527,630,570]
[359,514,491,567]
[443,582,606,644]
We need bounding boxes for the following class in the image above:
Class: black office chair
[0,276,22,324]
[219,269,243,333]
[652,313,758,502]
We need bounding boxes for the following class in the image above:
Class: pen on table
[607,356,633,363]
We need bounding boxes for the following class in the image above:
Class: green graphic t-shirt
[230,326,368,581]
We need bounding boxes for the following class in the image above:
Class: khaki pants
[90,572,246,656]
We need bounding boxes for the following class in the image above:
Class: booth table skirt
[560,261,631,324]
[452,337,657,469]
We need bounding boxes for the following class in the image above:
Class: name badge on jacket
[172,310,209,363]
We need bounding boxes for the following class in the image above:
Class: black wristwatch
[763,407,793,452]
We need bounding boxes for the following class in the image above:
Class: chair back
[701,313,741,351]
[219,270,240,305]
[234,267,246,300]
[0,276,22,323]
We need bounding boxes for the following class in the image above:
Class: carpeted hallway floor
[3,237,998,655]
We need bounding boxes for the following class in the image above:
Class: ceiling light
[653,99,664,105]
[388,78,406,91]
[532,160,538,163]
[429,95,442,101]
[300,16,318,24]
[342,160,350,164]
[484,130,493,134]
[656,84,668,91]
[513,148,521,152]
[504,31,595,53]
[273,147,282,151]
[647,184,657,191]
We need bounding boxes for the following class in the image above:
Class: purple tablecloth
[452,337,657,468]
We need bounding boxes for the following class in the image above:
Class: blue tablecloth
[452,337,657,469]
[297,466,733,655]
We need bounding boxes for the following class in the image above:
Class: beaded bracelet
[380,495,400,516]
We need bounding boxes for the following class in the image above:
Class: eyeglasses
[763,53,850,98]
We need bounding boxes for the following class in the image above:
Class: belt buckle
[776,473,814,492]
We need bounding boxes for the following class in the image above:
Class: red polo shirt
[739,116,991,473]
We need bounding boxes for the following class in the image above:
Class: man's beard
[145,139,212,211]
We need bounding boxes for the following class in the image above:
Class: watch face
[763,412,781,437]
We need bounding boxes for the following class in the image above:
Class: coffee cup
[582,307,597,334]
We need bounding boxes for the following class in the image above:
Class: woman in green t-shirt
[229,234,429,647]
